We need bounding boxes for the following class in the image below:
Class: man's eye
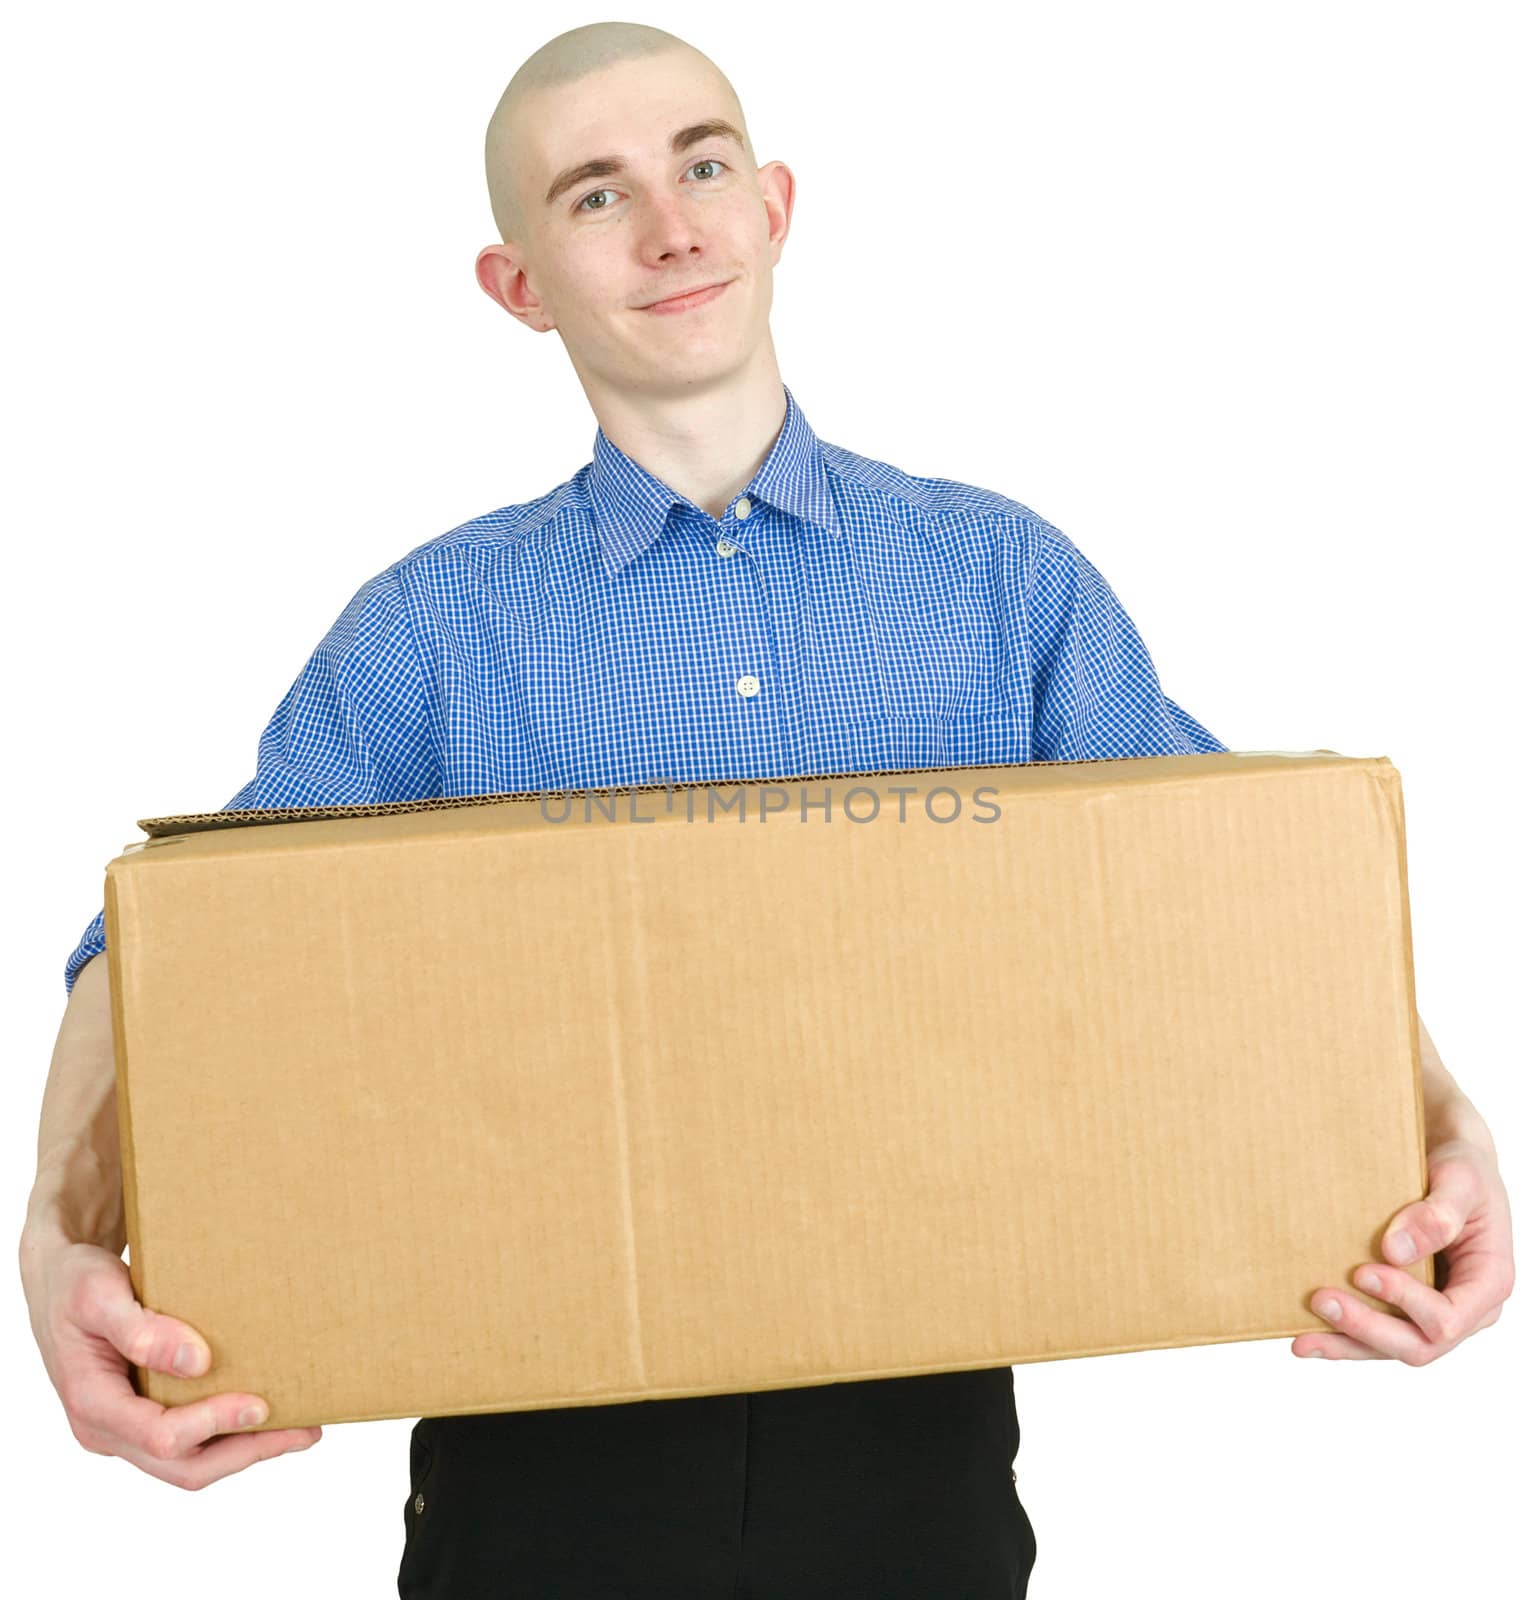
[576,159,728,213]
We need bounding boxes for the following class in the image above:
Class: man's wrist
[1417,1014,1496,1163]
[19,1186,125,1277]
[1426,1100,1497,1163]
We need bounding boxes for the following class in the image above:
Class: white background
[6,2,1527,1595]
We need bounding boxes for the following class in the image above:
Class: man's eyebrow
[544,120,746,208]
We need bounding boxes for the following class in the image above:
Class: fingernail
[1386,1232,1414,1264]
[1319,1298,1341,1321]
[238,1403,268,1427]
[1357,1270,1382,1294]
[173,1343,204,1376]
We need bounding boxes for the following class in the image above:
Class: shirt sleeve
[1021,520,1228,760]
[63,566,439,997]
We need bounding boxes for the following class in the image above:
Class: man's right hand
[25,1239,322,1489]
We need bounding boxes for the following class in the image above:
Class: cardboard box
[103,750,1430,1430]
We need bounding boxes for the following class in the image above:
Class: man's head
[477,22,793,407]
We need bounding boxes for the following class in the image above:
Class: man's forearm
[19,954,127,1287]
[1418,1012,1495,1159]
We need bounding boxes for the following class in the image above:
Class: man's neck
[587,355,788,521]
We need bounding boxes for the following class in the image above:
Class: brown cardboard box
[103,750,1430,1430]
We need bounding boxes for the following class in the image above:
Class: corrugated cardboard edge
[1374,762,1435,1287]
[102,869,153,1400]
[132,749,1347,838]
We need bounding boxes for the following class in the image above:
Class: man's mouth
[639,280,732,314]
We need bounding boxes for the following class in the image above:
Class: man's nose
[637,191,711,256]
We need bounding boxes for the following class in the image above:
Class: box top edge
[130,749,1375,840]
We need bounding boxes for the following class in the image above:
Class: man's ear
[756,160,795,268]
[475,243,555,332]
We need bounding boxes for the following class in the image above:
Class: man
[21,19,1514,1600]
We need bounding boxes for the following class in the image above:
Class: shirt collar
[584,381,841,576]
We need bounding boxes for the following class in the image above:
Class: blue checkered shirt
[64,381,1224,994]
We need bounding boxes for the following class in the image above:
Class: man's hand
[1293,1136,1515,1363]
[22,1238,323,1488]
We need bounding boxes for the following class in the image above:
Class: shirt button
[733,497,751,519]
[715,537,736,557]
[414,1492,426,1514]
[736,674,760,697]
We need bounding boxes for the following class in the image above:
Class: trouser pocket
[397,1420,439,1596]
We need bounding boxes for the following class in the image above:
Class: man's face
[483,53,790,399]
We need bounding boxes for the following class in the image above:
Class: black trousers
[398,1365,1036,1598]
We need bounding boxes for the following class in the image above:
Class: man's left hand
[1294,1137,1515,1363]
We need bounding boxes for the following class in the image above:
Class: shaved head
[474,20,793,418]
[484,22,757,245]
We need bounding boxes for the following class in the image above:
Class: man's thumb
[88,1266,211,1377]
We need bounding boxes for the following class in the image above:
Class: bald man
[27,19,1238,1600]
